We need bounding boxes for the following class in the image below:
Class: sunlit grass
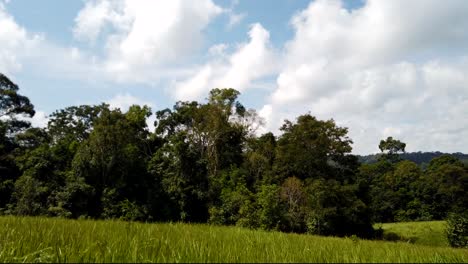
[0,216,467,263]
[377,221,448,247]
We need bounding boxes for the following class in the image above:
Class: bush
[446,212,468,248]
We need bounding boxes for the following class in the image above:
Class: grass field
[0,216,467,263]
[377,221,448,247]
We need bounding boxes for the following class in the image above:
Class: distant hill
[358,151,468,167]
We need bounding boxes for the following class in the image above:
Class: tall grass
[0,216,467,263]
[377,221,448,247]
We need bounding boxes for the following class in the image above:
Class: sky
[0,0,467,154]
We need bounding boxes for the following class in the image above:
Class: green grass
[0,216,467,263]
[377,221,448,247]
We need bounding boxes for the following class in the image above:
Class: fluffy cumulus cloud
[0,3,104,83]
[73,0,224,82]
[29,111,49,128]
[0,3,41,75]
[173,23,277,101]
[261,0,468,154]
[106,93,153,111]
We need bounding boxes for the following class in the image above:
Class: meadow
[378,221,448,247]
[0,216,467,263]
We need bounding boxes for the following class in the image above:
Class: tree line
[359,151,468,169]
[1,73,467,239]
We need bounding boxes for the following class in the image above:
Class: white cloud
[257,104,273,135]
[227,12,246,29]
[0,4,41,75]
[30,111,49,128]
[106,93,153,111]
[225,0,245,29]
[0,4,104,83]
[73,0,224,82]
[73,0,121,43]
[208,43,229,57]
[262,0,468,154]
[10,110,49,129]
[174,23,278,101]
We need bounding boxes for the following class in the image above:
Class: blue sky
[1,0,467,154]
[4,0,305,111]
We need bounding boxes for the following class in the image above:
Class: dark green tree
[274,114,357,183]
[72,105,152,219]
[0,73,35,211]
[378,137,406,163]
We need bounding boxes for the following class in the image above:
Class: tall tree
[274,114,357,183]
[0,73,35,210]
[152,88,253,222]
[378,137,406,163]
[72,105,152,219]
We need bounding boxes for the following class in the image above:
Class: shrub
[446,212,468,248]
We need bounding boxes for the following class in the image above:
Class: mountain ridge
[357,151,468,166]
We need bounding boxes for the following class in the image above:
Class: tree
[447,212,468,248]
[243,132,276,186]
[378,137,406,163]
[208,168,256,227]
[149,131,209,222]
[256,184,286,231]
[0,73,35,130]
[152,88,253,222]
[385,160,423,221]
[72,105,152,218]
[423,156,468,218]
[280,177,307,232]
[304,178,373,237]
[272,114,373,237]
[274,114,357,183]
[0,73,35,210]
[7,105,108,217]
[47,104,108,143]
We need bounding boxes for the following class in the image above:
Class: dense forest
[359,152,468,167]
[1,73,467,239]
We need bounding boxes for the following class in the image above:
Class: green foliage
[101,188,147,221]
[378,137,406,163]
[0,74,35,118]
[243,132,276,186]
[275,114,355,182]
[0,73,35,138]
[48,174,94,218]
[72,106,152,218]
[447,212,468,248]
[47,104,108,142]
[421,156,468,219]
[11,175,49,215]
[358,148,468,223]
[0,74,35,210]
[304,179,373,237]
[280,177,307,232]
[379,137,406,155]
[256,184,286,231]
[208,181,255,227]
[359,152,468,166]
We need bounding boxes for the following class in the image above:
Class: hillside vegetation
[0,216,467,263]
[359,152,468,167]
